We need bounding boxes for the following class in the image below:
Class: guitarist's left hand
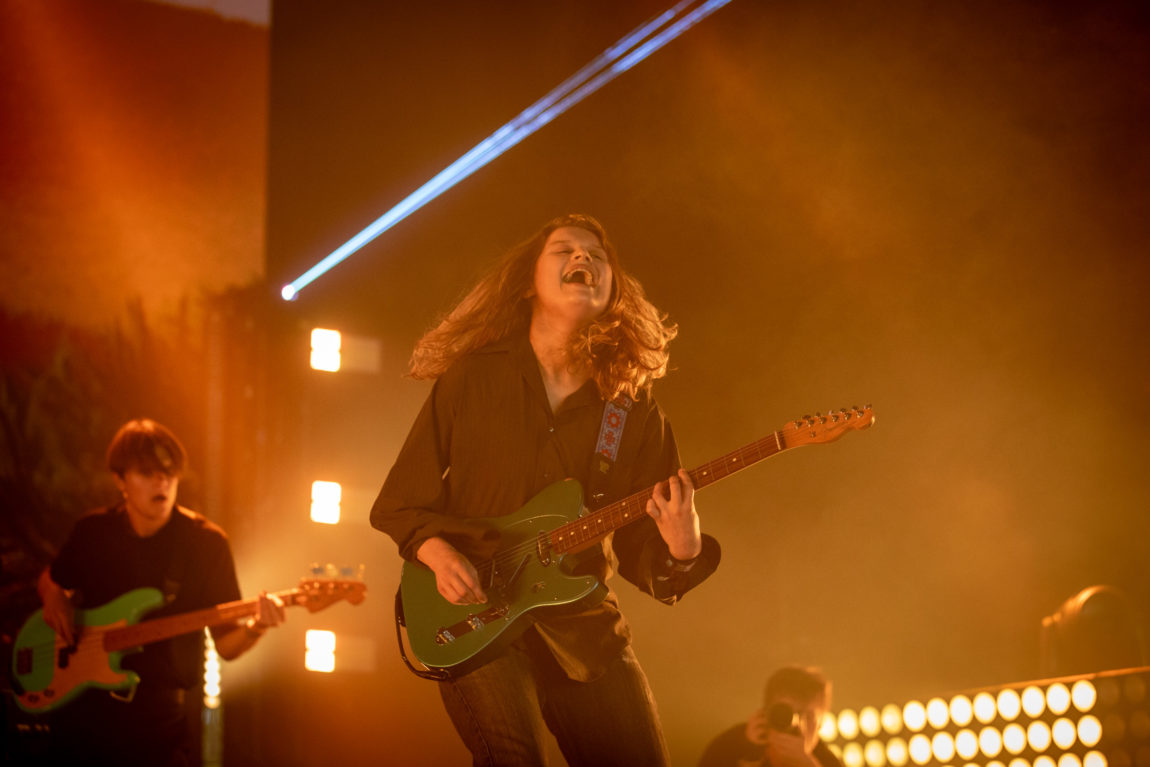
[645,468,702,561]
[253,590,287,630]
[216,590,286,661]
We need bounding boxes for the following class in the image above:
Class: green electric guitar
[399,406,875,674]
[12,575,366,713]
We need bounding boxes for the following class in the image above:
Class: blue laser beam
[281,0,734,300]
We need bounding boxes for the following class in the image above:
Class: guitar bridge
[434,603,510,645]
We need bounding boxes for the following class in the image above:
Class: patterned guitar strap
[587,395,632,507]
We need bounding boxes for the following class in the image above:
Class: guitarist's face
[115,467,179,536]
[530,226,614,325]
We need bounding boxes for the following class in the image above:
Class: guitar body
[13,587,164,713]
[401,479,606,673]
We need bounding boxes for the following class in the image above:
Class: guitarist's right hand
[416,536,488,606]
[37,570,77,645]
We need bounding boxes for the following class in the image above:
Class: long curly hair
[409,214,677,401]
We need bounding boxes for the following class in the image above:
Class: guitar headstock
[286,564,367,611]
[784,405,875,447]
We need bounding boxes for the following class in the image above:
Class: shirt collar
[507,331,602,413]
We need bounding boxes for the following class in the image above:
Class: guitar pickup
[489,554,529,591]
[434,603,510,645]
[536,533,552,566]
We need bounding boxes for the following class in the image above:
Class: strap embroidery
[594,396,632,473]
[587,396,633,505]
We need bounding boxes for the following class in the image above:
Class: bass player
[33,418,285,766]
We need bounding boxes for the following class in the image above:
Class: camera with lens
[766,702,800,735]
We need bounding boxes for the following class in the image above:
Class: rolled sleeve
[609,402,721,603]
[369,367,504,563]
[370,378,454,560]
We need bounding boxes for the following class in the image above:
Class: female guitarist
[31,418,285,766]
[371,214,721,766]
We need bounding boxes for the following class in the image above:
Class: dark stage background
[258,1,1150,765]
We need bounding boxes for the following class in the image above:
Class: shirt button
[548,426,555,433]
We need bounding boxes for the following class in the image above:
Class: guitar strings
[473,467,720,577]
[467,424,813,580]
[18,584,363,697]
[18,583,361,661]
[471,483,653,580]
[469,463,708,579]
[20,624,118,667]
[19,611,259,692]
[18,600,270,665]
[19,621,182,664]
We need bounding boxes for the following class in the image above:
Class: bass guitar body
[13,587,164,712]
[12,575,366,713]
[400,479,606,673]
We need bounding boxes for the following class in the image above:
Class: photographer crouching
[698,666,844,767]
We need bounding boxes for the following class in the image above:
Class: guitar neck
[685,430,788,491]
[103,588,302,653]
[548,430,788,555]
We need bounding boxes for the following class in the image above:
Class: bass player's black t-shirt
[50,503,242,689]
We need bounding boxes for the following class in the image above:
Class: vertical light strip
[281,0,735,300]
[202,628,223,766]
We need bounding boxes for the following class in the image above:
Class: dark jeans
[35,686,193,767]
[438,638,670,767]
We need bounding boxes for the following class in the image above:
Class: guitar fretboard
[547,430,787,555]
[103,588,302,652]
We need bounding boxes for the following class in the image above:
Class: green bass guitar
[12,576,365,713]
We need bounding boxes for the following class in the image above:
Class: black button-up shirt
[371,333,719,680]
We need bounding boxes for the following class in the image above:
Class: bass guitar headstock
[285,563,367,612]
[784,405,875,448]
